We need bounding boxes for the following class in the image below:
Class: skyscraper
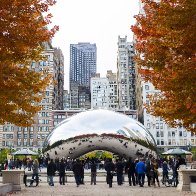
[117,36,136,110]
[70,42,97,108]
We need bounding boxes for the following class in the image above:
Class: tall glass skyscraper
[69,42,97,108]
[70,42,97,87]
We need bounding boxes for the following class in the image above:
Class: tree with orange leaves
[0,0,58,126]
[132,0,196,133]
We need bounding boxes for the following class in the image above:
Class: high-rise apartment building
[117,36,137,110]
[91,71,118,110]
[69,42,97,108]
[0,42,64,150]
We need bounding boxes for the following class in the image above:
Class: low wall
[177,169,196,192]
[2,170,25,191]
[0,183,13,196]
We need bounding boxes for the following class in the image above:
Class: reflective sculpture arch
[43,109,156,159]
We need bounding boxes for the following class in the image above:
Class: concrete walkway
[7,183,195,196]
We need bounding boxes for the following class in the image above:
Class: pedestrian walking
[29,159,39,186]
[47,159,56,186]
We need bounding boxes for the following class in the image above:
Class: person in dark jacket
[47,159,56,186]
[80,160,85,184]
[115,159,124,185]
[105,158,115,188]
[59,159,66,185]
[125,157,136,186]
[90,159,97,185]
[72,159,83,187]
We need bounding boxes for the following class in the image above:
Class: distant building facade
[117,36,143,123]
[91,71,118,110]
[69,43,97,109]
[142,81,196,150]
[0,42,64,150]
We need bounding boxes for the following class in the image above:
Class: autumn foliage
[0,0,58,126]
[131,0,196,133]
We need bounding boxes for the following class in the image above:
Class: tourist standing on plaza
[134,158,139,185]
[105,158,115,188]
[90,159,97,185]
[125,157,136,186]
[145,158,152,187]
[135,158,146,187]
[80,160,85,184]
[115,159,124,185]
[47,159,56,186]
[59,159,66,185]
[151,158,160,187]
[162,161,169,183]
[30,159,39,186]
[72,159,83,187]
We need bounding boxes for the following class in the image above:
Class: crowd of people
[1,154,186,188]
[44,154,186,188]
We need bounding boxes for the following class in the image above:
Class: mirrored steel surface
[43,109,155,149]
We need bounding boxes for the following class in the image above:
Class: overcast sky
[50,0,140,90]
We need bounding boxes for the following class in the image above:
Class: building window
[168,139,171,145]
[168,131,171,137]
[160,131,164,137]
[156,131,160,137]
[156,123,159,129]
[17,134,21,139]
[179,131,182,137]
[161,140,164,145]
[172,131,175,137]
[183,132,187,137]
[179,139,183,146]
[160,123,163,129]
[145,85,149,90]
[172,139,176,145]
[157,140,160,145]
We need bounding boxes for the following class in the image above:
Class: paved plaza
[7,182,196,196]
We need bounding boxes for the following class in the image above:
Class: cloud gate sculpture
[43,109,156,159]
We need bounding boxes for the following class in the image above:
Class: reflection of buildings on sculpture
[142,81,196,151]
[44,109,156,159]
[52,109,138,129]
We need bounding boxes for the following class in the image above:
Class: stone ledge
[0,183,13,196]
